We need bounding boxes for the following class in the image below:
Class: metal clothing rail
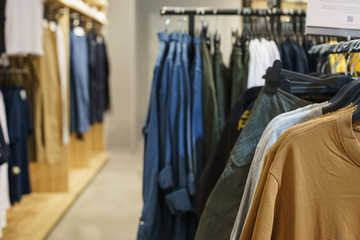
[309,39,360,55]
[160,7,307,36]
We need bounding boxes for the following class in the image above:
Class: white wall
[106,0,137,151]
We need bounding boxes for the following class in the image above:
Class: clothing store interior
[2,0,360,239]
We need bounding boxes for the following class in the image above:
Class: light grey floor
[46,150,143,240]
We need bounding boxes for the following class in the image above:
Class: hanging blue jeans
[156,32,175,240]
[166,33,192,240]
[181,33,196,197]
[191,37,204,181]
[158,32,175,191]
[137,32,168,240]
[70,31,90,133]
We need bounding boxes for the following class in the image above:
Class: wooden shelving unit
[2,152,109,240]
[86,0,109,8]
[47,0,109,25]
[0,1,110,239]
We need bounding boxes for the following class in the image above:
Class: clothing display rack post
[159,7,306,37]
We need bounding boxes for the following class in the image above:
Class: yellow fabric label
[238,110,250,131]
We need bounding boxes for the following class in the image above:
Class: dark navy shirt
[2,87,32,204]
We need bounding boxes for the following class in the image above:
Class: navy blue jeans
[70,31,90,133]
[158,32,174,191]
[191,36,204,181]
[137,33,168,240]
[182,33,196,196]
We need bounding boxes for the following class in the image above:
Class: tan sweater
[241,107,360,240]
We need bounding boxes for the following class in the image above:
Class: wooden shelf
[47,0,109,25]
[86,0,109,8]
[2,152,110,240]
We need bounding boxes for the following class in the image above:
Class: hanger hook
[345,40,358,75]
[350,40,360,76]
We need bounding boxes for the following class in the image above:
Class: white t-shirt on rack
[5,0,45,55]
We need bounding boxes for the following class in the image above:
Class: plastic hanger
[322,42,360,113]
[213,13,220,49]
[351,94,360,121]
[214,32,220,49]
[164,16,171,33]
[350,41,360,76]
[322,80,360,113]
[320,43,342,74]
[264,60,355,94]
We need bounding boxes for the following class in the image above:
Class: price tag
[74,27,85,37]
[306,0,360,37]
[20,89,27,100]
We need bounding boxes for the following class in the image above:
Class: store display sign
[306,0,360,37]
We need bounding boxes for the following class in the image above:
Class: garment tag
[49,21,57,32]
[12,166,21,175]
[74,27,85,36]
[0,54,9,67]
[20,90,27,100]
[97,35,103,44]
[42,19,49,29]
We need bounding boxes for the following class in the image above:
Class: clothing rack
[160,7,307,37]
[0,68,27,75]
[309,39,360,55]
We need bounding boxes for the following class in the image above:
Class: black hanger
[0,68,27,87]
[200,23,208,39]
[70,13,80,29]
[322,80,360,114]
[351,94,360,121]
[264,60,355,94]
[280,79,338,94]
[328,80,360,103]
[44,6,59,22]
[232,29,242,48]
[214,32,220,49]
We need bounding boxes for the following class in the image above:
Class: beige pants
[39,27,62,164]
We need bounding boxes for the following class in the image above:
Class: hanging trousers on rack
[242,44,250,94]
[212,46,228,130]
[29,25,62,164]
[158,33,173,192]
[2,87,32,204]
[230,45,245,107]
[38,27,62,164]
[201,41,219,164]
[137,33,168,240]
[70,30,90,134]
[95,35,110,122]
[21,55,43,163]
[191,36,204,182]
[56,25,70,144]
[182,34,195,196]
[87,32,98,125]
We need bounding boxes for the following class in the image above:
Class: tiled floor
[46,150,143,240]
